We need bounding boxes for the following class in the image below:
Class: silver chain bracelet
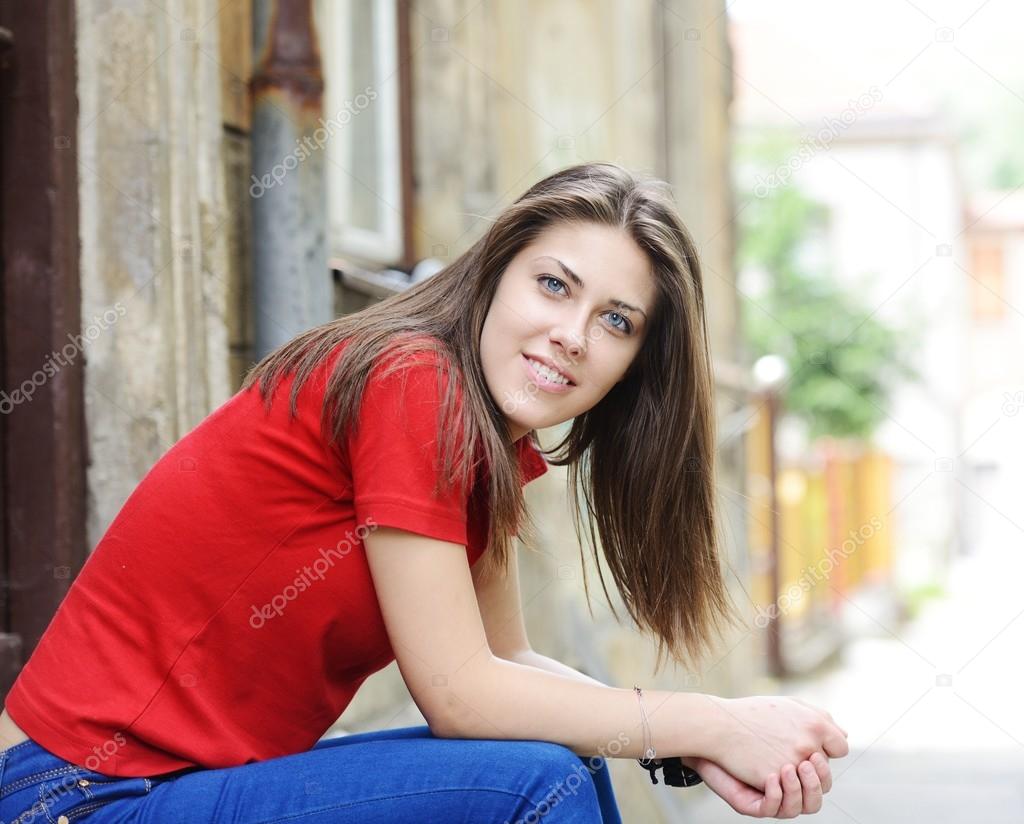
[633,684,656,765]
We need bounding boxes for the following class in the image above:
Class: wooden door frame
[0,1,86,699]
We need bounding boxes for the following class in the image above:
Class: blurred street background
[2,0,1022,819]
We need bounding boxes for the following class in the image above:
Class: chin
[513,412,563,435]
[507,417,537,436]
[507,413,547,438]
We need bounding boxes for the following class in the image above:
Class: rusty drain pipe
[250,0,332,358]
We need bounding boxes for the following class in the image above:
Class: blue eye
[538,275,566,295]
[607,312,633,334]
[536,275,634,335]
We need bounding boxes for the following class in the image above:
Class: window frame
[316,0,406,266]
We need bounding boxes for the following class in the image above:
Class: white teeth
[527,357,569,385]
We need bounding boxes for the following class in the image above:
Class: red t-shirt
[4,339,548,777]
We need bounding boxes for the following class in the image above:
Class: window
[314,0,404,265]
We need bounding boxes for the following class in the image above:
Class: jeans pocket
[0,759,79,801]
[16,765,156,823]
[68,768,158,819]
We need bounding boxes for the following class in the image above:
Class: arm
[504,649,607,688]
[467,536,847,803]
[366,525,717,760]
[470,540,607,689]
[499,644,829,817]
[365,525,848,793]
[473,552,834,817]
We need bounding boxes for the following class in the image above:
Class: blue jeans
[0,725,621,823]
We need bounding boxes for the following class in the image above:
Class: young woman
[0,162,847,822]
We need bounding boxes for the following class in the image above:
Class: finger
[759,772,782,819]
[798,760,823,814]
[822,710,848,737]
[779,763,803,818]
[810,751,832,793]
[694,759,766,817]
[823,730,850,758]
[824,711,849,738]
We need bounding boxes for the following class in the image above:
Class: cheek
[480,315,519,387]
[487,288,528,340]
[588,333,640,381]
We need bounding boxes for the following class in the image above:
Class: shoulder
[346,336,468,450]
[362,336,463,407]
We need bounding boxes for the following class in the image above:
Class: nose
[551,326,587,360]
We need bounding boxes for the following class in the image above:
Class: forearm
[511,651,703,763]
[434,653,725,761]
[503,648,608,688]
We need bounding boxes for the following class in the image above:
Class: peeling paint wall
[77,0,237,543]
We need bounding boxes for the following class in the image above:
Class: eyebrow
[536,256,649,321]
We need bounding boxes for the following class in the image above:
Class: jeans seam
[0,740,35,760]
[1,765,79,797]
[39,780,59,824]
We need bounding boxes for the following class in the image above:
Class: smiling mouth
[522,354,575,388]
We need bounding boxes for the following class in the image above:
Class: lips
[521,354,576,393]
[522,353,576,385]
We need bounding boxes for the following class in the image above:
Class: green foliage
[943,86,1024,191]
[735,135,920,440]
[903,581,947,620]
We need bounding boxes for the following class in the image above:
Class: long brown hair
[242,161,742,672]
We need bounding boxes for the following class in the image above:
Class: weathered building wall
[77,0,239,544]
[219,0,257,390]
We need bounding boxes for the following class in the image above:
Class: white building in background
[727,0,1017,608]
[789,115,970,598]
[736,109,972,599]
[961,192,1024,553]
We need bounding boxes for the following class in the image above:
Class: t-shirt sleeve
[347,351,471,547]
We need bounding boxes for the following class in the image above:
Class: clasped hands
[680,696,849,819]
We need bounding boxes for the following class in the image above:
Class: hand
[703,695,849,790]
[683,751,832,818]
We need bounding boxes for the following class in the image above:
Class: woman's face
[480,221,657,441]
